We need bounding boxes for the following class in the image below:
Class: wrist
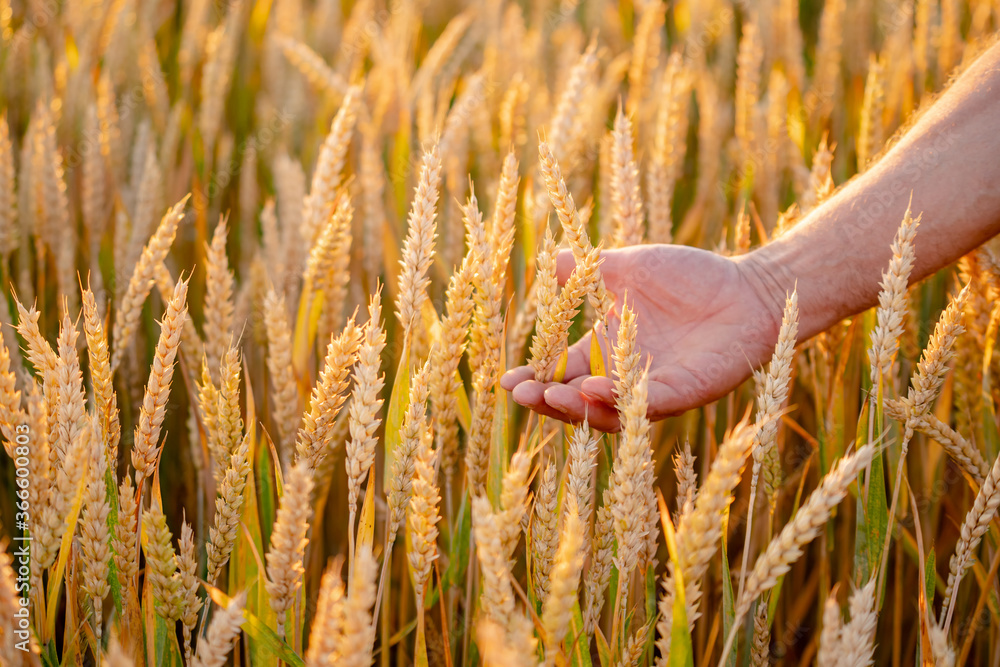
[735,242,829,343]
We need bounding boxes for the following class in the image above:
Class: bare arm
[503,41,1000,431]
[740,41,1000,339]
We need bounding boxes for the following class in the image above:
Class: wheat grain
[339,546,378,667]
[428,249,476,481]
[538,140,613,323]
[192,593,246,667]
[303,85,360,244]
[611,358,654,578]
[531,461,559,603]
[0,113,18,260]
[306,560,346,665]
[80,419,111,637]
[941,448,1000,626]
[132,277,189,485]
[674,441,697,521]
[583,499,615,635]
[903,284,970,420]
[737,446,875,621]
[407,433,441,602]
[388,364,429,545]
[277,35,347,97]
[203,219,235,381]
[541,497,584,665]
[263,289,301,466]
[648,54,688,244]
[396,145,442,345]
[143,500,183,621]
[177,520,202,664]
[266,461,316,638]
[82,285,120,465]
[610,104,644,247]
[111,197,188,373]
[858,55,885,172]
[113,475,139,596]
[206,434,252,584]
[656,422,755,665]
[869,205,918,384]
[296,315,363,470]
[346,292,386,518]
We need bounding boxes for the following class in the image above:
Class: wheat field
[0,0,998,665]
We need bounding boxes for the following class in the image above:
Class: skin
[501,41,1000,433]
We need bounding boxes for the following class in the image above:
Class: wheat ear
[131,277,189,485]
[266,461,315,639]
[203,218,235,381]
[346,291,386,521]
[531,461,559,604]
[941,448,1000,628]
[111,196,188,372]
[541,498,584,665]
[192,593,246,667]
[82,285,120,466]
[396,145,442,346]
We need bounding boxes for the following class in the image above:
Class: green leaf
[658,493,693,667]
[204,583,305,667]
[590,329,607,377]
[924,548,937,609]
[720,508,737,667]
[594,626,612,667]
[487,315,511,509]
[568,601,593,667]
[444,492,471,589]
[414,615,429,667]
[46,455,89,638]
[41,640,59,667]
[104,465,124,620]
[153,614,184,667]
[384,342,411,488]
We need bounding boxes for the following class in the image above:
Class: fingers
[579,375,616,404]
[509,380,572,421]
[555,247,632,291]
[555,249,576,285]
[500,365,534,391]
[510,379,620,431]
[543,384,622,432]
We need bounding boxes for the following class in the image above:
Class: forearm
[741,41,1000,340]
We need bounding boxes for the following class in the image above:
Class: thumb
[555,247,628,290]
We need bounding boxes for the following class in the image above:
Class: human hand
[500,244,785,431]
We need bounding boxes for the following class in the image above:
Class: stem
[610,565,629,650]
[373,534,394,622]
[347,507,357,583]
[461,530,476,667]
[737,465,761,604]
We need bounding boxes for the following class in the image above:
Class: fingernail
[547,399,568,414]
